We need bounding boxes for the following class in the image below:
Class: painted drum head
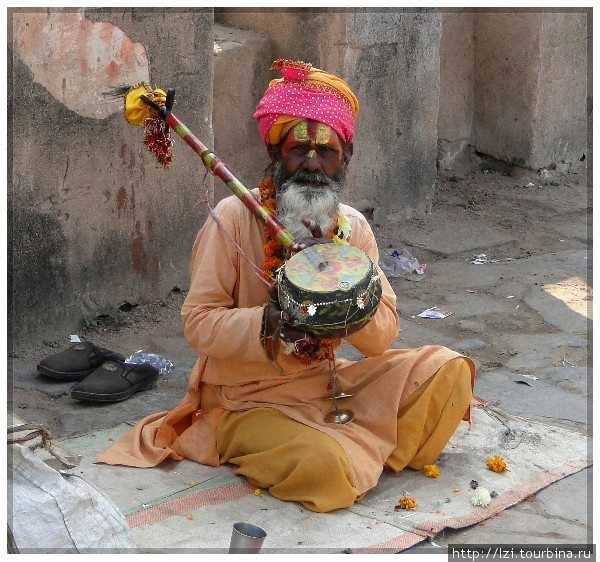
[278,244,382,338]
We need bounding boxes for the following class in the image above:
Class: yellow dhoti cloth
[216,357,472,512]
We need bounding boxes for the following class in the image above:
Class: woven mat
[62,404,591,554]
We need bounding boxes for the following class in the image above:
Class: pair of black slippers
[37,341,159,403]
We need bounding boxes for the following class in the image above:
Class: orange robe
[96,193,467,495]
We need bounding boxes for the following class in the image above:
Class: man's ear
[342,141,354,165]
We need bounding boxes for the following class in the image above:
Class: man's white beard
[276,182,340,239]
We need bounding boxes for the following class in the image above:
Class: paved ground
[9,165,592,553]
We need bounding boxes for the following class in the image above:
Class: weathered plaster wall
[530,12,588,169]
[474,10,588,169]
[10,8,214,346]
[437,10,475,173]
[328,9,442,223]
[212,24,273,200]
[215,8,328,66]
[474,12,544,166]
[12,10,151,119]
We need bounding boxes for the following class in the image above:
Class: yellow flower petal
[397,495,417,510]
[423,464,440,478]
[337,213,352,240]
[332,235,350,245]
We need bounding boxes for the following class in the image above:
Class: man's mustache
[272,159,346,192]
[288,169,332,186]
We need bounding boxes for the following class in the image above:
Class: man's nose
[304,149,322,172]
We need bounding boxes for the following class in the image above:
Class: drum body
[277,243,382,339]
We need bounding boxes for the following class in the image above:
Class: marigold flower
[337,214,352,239]
[396,496,417,510]
[263,256,283,272]
[263,198,276,212]
[423,464,440,478]
[486,454,507,473]
[470,487,492,507]
[254,488,262,496]
[332,234,350,245]
[264,239,281,255]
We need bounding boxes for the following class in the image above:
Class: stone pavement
[386,171,592,552]
[9,169,592,552]
[398,173,590,552]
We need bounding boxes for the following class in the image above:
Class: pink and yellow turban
[253,59,359,146]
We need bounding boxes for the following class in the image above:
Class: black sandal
[69,360,159,403]
[37,342,126,381]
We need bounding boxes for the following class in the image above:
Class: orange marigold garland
[259,176,286,282]
[259,175,349,364]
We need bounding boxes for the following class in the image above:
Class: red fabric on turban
[253,59,359,146]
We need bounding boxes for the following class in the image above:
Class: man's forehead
[288,120,336,145]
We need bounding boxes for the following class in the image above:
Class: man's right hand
[293,217,334,251]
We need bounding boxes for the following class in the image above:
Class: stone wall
[439,9,588,173]
[212,24,273,200]
[215,8,328,65]
[332,9,442,223]
[437,10,475,174]
[529,12,589,169]
[10,8,214,347]
[473,10,588,169]
[9,8,589,346]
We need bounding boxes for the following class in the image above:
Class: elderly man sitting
[97,59,474,513]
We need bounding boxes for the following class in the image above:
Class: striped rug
[62,404,590,553]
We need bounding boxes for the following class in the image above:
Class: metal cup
[228,522,267,553]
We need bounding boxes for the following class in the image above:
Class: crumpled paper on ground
[418,306,453,319]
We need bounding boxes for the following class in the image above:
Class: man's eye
[318,146,338,157]
[289,145,307,154]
